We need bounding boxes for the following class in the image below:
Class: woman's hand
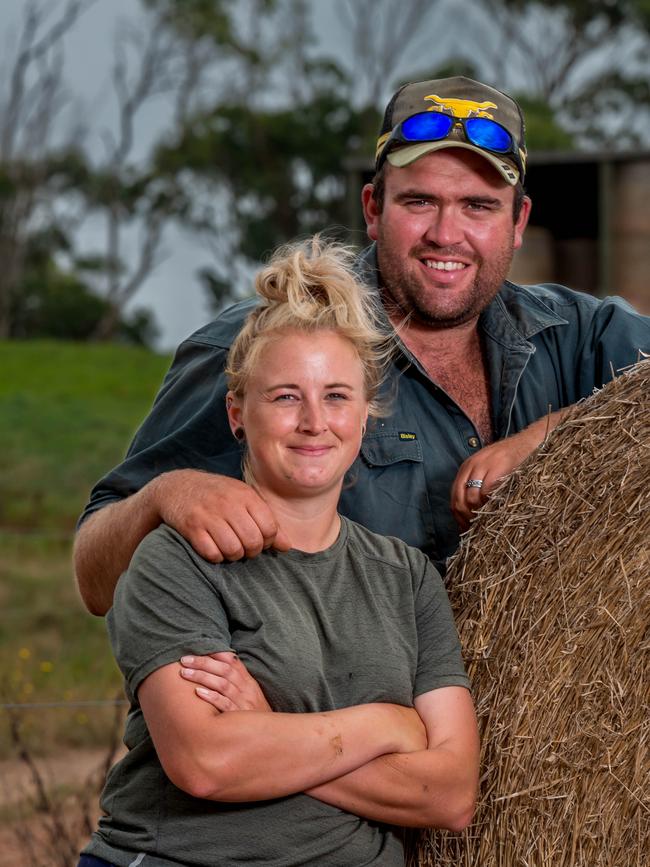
[179,652,272,712]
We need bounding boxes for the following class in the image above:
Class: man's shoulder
[501,280,642,317]
[492,280,646,341]
[501,280,600,311]
[181,296,259,351]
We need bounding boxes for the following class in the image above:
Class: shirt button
[468,436,480,448]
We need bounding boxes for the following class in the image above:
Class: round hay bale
[408,358,650,867]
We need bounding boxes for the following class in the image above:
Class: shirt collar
[481,281,568,349]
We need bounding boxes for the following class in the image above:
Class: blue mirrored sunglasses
[379,111,517,167]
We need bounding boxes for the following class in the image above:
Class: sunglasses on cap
[376,111,519,169]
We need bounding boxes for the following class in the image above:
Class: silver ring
[466,479,484,489]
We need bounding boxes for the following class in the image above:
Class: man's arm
[450,408,566,530]
[138,661,427,802]
[452,290,650,532]
[73,470,289,615]
[75,315,281,615]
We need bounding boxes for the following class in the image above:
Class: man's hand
[154,470,291,562]
[74,470,291,616]
[179,651,272,712]
[451,411,565,531]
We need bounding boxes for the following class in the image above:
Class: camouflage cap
[375,76,527,185]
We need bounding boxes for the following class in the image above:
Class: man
[74,76,650,615]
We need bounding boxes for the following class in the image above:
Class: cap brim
[387,140,520,186]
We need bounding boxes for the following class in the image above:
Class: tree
[80,15,193,339]
[468,0,650,147]
[0,0,93,338]
[336,0,445,113]
[9,229,157,344]
[0,0,176,344]
[0,0,201,342]
[4,0,650,336]
[145,0,455,313]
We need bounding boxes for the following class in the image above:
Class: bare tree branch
[122,213,167,302]
[27,0,91,63]
[0,1,97,336]
[23,46,66,158]
[1,1,40,161]
[89,10,189,339]
[172,37,212,128]
[338,0,444,107]
[475,0,631,107]
[1,0,95,161]
[110,20,175,166]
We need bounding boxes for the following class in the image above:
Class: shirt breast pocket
[340,429,438,556]
[361,431,423,467]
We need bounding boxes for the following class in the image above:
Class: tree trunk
[92,302,122,341]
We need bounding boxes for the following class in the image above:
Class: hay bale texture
[410,359,649,867]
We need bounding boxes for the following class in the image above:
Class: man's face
[362,149,531,328]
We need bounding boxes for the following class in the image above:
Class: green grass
[0,340,171,756]
[0,339,171,531]
[0,532,124,757]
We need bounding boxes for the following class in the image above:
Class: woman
[79,238,478,867]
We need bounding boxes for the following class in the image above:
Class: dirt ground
[0,746,125,867]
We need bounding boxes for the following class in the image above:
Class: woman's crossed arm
[306,686,478,830]
[138,659,427,803]
[165,652,479,831]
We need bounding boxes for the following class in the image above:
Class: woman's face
[227,329,369,500]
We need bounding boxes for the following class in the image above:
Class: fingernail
[180,656,194,665]
[181,668,194,677]
[196,687,209,696]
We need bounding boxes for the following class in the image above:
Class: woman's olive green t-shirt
[84,516,469,867]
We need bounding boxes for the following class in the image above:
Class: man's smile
[424,260,468,272]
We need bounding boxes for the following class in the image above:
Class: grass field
[0,340,171,757]
[0,340,171,531]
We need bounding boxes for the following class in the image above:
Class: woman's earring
[234,427,246,442]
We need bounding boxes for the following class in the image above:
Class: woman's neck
[255,486,342,553]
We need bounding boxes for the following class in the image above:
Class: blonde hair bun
[226,235,390,416]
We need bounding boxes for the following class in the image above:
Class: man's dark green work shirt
[80,246,650,573]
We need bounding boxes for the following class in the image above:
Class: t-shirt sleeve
[107,525,233,697]
[412,557,470,697]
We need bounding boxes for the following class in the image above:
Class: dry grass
[0,705,125,867]
[409,359,650,867]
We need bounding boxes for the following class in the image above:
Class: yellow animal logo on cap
[424,94,497,118]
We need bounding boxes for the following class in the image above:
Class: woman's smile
[227,329,369,501]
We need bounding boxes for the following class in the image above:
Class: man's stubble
[376,231,516,330]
